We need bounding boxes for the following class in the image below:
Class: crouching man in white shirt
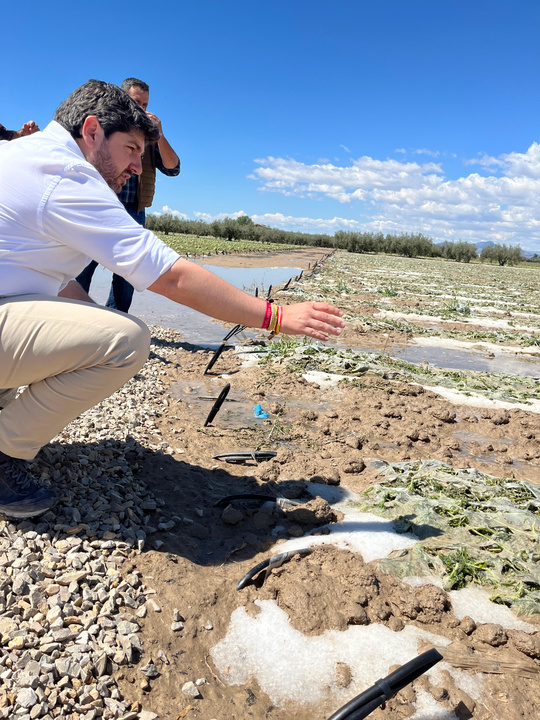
[0,79,345,518]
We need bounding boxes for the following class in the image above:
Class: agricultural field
[156,232,299,257]
[278,252,540,406]
[2,249,537,720]
[104,249,538,720]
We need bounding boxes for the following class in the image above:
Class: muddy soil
[116,250,540,720]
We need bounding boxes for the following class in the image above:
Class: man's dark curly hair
[54,79,159,142]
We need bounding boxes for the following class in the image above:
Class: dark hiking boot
[0,450,56,518]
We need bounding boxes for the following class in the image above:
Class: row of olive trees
[333,231,438,258]
[145,214,335,247]
[145,214,527,265]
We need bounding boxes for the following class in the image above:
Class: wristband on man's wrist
[261,300,283,337]
[261,301,273,330]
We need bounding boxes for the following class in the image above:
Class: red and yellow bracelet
[268,304,283,338]
[261,301,283,338]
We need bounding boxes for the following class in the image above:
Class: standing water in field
[87,262,303,345]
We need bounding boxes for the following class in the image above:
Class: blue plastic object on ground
[253,403,269,418]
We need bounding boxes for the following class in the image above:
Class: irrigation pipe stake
[203,343,229,375]
[203,383,231,427]
[222,324,246,342]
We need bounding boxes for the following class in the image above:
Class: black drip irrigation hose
[221,287,264,346]
[236,548,313,591]
[326,648,443,720]
[213,491,301,509]
[203,383,231,427]
[202,259,318,385]
[213,493,276,508]
[212,451,277,465]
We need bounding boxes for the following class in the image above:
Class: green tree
[454,241,477,263]
[210,220,222,238]
[222,218,240,241]
[480,243,523,266]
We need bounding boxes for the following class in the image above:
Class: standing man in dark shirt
[0,120,40,141]
[76,78,180,312]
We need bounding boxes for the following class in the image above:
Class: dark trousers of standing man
[75,205,145,312]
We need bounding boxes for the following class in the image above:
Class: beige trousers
[0,295,150,459]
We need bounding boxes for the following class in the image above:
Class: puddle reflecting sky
[389,344,540,377]
[334,339,540,378]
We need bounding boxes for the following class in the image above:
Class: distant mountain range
[475,240,495,252]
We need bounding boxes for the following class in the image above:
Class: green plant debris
[354,459,540,615]
[377,285,398,297]
[277,252,540,345]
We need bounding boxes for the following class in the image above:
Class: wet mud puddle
[452,428,539,476]
[167,377,329,429]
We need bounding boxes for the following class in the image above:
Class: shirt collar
[43,120,87,161]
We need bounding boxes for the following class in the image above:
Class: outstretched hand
[280,302,345,341]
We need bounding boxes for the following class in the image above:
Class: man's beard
[93,141,129,194]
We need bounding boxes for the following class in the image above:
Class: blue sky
[3,1,540,251]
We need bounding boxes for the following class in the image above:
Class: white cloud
[394,148,442,158]
[463,153,502,168]
[191,210,248,222]
[153,205,189,219]
[250,145,540,250]
[411,148,441,157]
[339,144,351,153]
[154,207,252,223]
[251,212,365,233]
[252,156,442,200]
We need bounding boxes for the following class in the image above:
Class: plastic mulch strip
[354,459,540,615]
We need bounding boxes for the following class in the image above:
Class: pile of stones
[0,328,184,719]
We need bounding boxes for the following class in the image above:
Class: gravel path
[0,327,182,720]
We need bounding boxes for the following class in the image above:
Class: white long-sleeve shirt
[0,121,179,297]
